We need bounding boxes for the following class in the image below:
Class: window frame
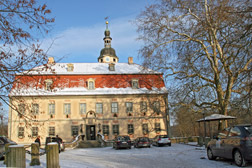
[103,125,109,136]
[128,124,134,135]
[48,103,55,115]
[71,126,79,137]
[96,103,103,114]
[45,79,53,91]
[64,103,71,115]
[153,101,161,115]
[155,123,161,133]
[109,63,115,71]
[18,103,25,115]
[18,127,24,137]
[49,126,55,136]
[140,101,147,113]
[125,102,133,113]
[112,125,119,135]
[111,102,118,113]
[131,79,139,89]
[32,127,38,137]
[67,63,74,72]
[31,103,39,115]
[87,78,95,90]
[142,124,148,135]
[79,103,86,114]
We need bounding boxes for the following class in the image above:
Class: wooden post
[46,142,60,168]
[4,143,14,165]
[30,142,40,166]
[6,145,25,168]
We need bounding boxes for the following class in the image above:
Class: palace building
[8,22,169,144]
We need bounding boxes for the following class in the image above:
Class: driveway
[1,143,251,167]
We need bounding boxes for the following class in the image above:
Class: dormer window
[109,63,115,71]
[45,79,53,91]
[87,79,95,90]
[67,64,74,72]
[132,79,139,89]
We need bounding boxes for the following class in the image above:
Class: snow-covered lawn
[0,143,251,168]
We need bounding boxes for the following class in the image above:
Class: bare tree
[135,0,252,128]
[0,0,54,107]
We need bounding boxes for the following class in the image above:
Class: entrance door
[86,125,96,140]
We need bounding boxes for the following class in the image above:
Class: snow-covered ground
[0,144,251,168]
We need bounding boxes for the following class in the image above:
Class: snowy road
[0,143,251,168]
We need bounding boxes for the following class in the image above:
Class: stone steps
[77,140,101,148]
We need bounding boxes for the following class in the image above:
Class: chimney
[48,57,55,64]
[128,57,133,64]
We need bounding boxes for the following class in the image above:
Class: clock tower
[98,21,119,63]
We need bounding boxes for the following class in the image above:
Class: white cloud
[42,16,142,63]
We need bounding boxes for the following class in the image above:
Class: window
[18,104,25,115]
[103,125,109,136]
[153,101,160,115]
[218,127,230,138]
[140,101,147,113]
[111,102,118,113]
[132,79,139,89]
[45,79,53,91]
[109,63,115,71]
[48,104,55,115]
[31,104,39,115]
[18,127,24,137]
[128,124,134,135]
[126,102,133,113]
[228,127,241,137]
[64,103,71,115]
[71,126,79,136]
[105,57,110,62]
[112,125,119,135]
[96,103,103,114]
[32,127,38,137]
[49,127,55,136]
[155,123,161,133]
[80,103,86,114]
[87,79,95,90]
[67,63,74,72]
[142,124,148,135]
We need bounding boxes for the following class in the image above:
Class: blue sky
[1,0,156,115]
[42,0,155,64]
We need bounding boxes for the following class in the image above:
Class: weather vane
[104,16,109,29]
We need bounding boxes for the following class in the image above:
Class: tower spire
[104,21,111,48]
[98,21,119,63]
[106,20,109,30]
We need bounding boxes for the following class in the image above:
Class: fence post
[46,142,60,168]
[6,145,25,168]
[30,142,40,166]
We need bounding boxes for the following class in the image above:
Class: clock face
[105,57,110,62]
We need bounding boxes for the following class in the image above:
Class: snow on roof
[19,63,162,75]
[10,87,168,96]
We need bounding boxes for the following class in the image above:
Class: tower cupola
[98,21,119,63]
